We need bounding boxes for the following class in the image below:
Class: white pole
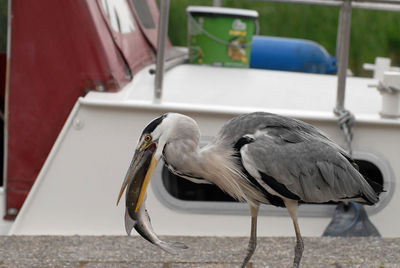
[335,0,352,113]
[154,0,171,101]
[213,0,222,7]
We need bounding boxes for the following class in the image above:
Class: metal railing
[154,0,170,101]
[336,0,352,113]
[253,0,400,11]
[156,0,400,113]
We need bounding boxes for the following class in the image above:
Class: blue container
[250,36,337,74]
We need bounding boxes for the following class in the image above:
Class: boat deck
[86,64,386,120]
[0,236,398,267]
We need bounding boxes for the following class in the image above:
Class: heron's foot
[156,241,188,255]
[293,238,304,268]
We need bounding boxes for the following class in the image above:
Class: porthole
[162,165,237,202]
[152,149,394,217]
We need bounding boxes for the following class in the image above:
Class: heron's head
[116,113,197,211]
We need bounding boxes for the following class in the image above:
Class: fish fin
[124,209,135,236]
[156,241,188,255]
[170,242,189,249]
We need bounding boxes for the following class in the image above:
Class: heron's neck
[166,141,265,205]
[164,141,216,179]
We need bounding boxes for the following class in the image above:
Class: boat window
[162,166,237,202]
[354,159,383,187]
[162,159,383,203]
[130,0,156,29]
[100,0,136,34]
[152,149,394,217]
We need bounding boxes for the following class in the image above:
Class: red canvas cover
[5,0,158,219]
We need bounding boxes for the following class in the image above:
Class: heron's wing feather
[219,112,328,144]
[240,127,378,204]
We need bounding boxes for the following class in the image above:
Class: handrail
[211,0,399,114]
[255,0,400,11]
[335,0,352,113]
[155,0,400,105]
[154,0,170,101]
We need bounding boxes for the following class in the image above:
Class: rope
[341,202,361,232]
[334,107,355,156]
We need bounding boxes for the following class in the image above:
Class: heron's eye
[144,135,152,142]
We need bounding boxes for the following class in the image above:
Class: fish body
[123,148,187,254]
[124,200,187,254]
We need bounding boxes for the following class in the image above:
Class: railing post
[335,0,352,113]
[213,0,222,7]
[154,0,171,101]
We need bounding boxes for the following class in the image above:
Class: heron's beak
[117,143,158,213]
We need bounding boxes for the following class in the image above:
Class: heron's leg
[284,199,304,268]
[241,203,259,268]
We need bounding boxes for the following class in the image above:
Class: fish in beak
[117,141,187,254]
[117,143,158,211]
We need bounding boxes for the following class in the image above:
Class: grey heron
[118,112,383,268]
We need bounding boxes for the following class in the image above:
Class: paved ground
[0,236,399,267]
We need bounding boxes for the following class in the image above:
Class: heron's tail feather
[355,175,382,205]
[359,175,385,206]
[341,153,384,205]
[363,176,384,196]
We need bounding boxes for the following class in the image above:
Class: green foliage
[1,0,398,76]
[169,0,400,76]
[168,0,214,46]
[0,0,8,53]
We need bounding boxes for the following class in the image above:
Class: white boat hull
[9,65,400,237]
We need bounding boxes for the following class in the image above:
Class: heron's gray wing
[239,127,378,204]
[219,112,329,144]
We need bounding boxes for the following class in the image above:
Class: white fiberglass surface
[12,65,397,236]
[117,65,381,116]
[0,188,13,234]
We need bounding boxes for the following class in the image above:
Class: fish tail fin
[124,209,135,236]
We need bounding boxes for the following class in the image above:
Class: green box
[186,6,258,68]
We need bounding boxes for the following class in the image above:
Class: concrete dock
[0,236,398,267]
